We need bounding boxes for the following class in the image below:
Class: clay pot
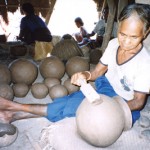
[39,56,65,79]
[76,95,132,147]
[12,83,29,98]
[51,39,83,61]
[0,123,18,148]
[49,85,68,100]
[44,77,61,89]
[0,84,14,100]
[31,83,49,99]
[64,78,79,94]
[90,49,102,64]
[10,45,27,56]
[66,56,90,77]
[0,64,11,84]
[9,59,38,85]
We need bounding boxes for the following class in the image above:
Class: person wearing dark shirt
[18,3,52,44]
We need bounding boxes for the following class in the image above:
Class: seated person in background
[17,3,52,44]
[88,7,117,47]
[74,17,90,46]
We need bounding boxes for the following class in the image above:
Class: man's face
[118,16,146,51]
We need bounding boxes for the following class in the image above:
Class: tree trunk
[45,0,57,25]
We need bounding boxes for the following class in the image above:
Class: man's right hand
[71,71,91,86]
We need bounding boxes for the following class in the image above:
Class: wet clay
[66,56,90,77]
[39,56,65,79]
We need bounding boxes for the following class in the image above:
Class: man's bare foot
[0,97,14,110]
[0,109,41,123]
[0,97,22,112]
[0,110,14,123]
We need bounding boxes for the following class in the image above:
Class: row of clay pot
[0,55,89,100]
[31,77,80,100]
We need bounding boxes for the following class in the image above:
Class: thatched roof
[93,0,105,11]
[0,0,104,25]
[0,0,55,25]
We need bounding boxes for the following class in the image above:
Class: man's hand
[71,72,89,86]
[127,92,147,111]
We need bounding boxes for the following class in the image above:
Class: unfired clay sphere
[0,84,14,100]
[44,77,61,89]
[0,64,11,84]
[64,78,79,94]
[39,56,65,79]
[90,49,102,64]
[10,45,27,56]
[49,85,68,100]
[31,83,49,99]
[12,83,29,97]
[76,95,132,147]
[9,59,38,85]
[66,56,90,77]
[0,123,18,148]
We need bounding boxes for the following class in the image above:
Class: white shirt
[93,19,118,38]
[93,19,106,36]
[100,38,150,100]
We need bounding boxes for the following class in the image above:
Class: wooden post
[117,0,129,19]
[101,0,117,53]
[99,0,106,19]
[45,0,57,25]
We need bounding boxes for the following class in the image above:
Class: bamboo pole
[45,0,57,25]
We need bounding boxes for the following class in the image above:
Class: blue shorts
[46,76,140,124]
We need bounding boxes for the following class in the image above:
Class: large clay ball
[10,45,27,56]
[12,83,29,97]
[90,49,102,64]
[31,83,49,99]
[66,56,90,77]
[76,95,132,147]
[44,77,61,89]
[0,64,11,84]
[0,123,18,148]
[39,56,65,79]
[49,85,68,100]
[0,84,14,100]
[64,78,79,94]
[9,59,38,85]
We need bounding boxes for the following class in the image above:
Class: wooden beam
[45,0,57,25]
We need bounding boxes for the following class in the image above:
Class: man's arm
[127,92,147,111]
[88,63,108,81]
[71,63,108,86]
[18,18,27,40]
[87,31,95,37]
[80,26,87,37]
